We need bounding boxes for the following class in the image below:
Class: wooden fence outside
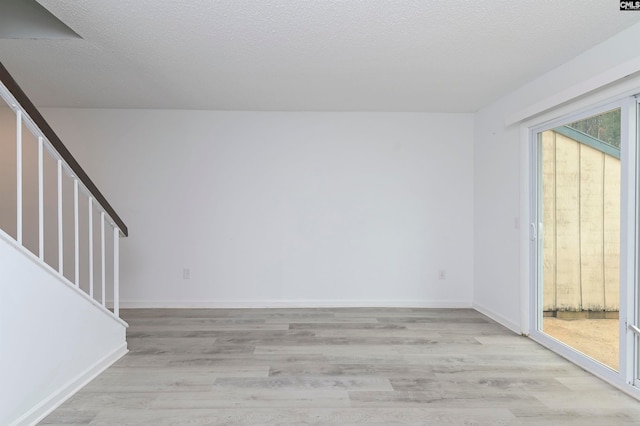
[541,128,620,313]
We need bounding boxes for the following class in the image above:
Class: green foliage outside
[566,109,621,148]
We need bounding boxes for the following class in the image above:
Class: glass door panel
[537,108,621,371]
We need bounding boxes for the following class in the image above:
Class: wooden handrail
[0,61,128,236]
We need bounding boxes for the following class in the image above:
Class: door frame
[523,95,639,397]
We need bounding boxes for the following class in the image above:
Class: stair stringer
[0,231,128,426]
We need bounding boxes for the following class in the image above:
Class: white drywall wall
[41,111,474,307]
[473,22,640,332]
[0,233,127,426]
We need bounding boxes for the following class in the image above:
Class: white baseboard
[472,302,522,334]
[120,299,474,309]
[14,343,128,426]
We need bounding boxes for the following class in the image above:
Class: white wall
[0,233,127,426]
[473,22,640,332]
[40,111,474,307]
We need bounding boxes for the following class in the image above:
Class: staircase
[0,62,129,426]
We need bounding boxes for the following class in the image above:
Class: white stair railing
[0,75,125,321]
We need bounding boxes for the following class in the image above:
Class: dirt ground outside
[543,317,619,370]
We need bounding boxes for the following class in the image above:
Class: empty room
[4,1,640,425]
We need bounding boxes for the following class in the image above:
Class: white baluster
[113,226,120,317]
[38,136,44,260]
[74,179,79,286]
[101,212,106,307]
[57,159,63,274]
[89,198,94,298]
[16,110,22,245]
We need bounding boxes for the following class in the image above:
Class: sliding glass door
[530,97,639,391]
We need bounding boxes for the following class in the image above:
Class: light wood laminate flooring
[41,308,640,425]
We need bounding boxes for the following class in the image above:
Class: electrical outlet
[438,270,446,280]
[182,268,191,280]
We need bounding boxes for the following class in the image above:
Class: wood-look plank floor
[41,308,640,425]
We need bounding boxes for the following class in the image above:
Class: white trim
[0,229,128,328]
[11,343,128,426]
[472,302,522,335]
[516,77,640,133]
[633,96,640,388]
[520,124,531,335]
[507,56,640,126]
[619,96,638,386]
[118,299,474,309]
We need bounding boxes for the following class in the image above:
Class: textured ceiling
[1,1,639,112]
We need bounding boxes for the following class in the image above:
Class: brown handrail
[0,61,128,236]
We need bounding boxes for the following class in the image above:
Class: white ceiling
[1,1,639,112]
